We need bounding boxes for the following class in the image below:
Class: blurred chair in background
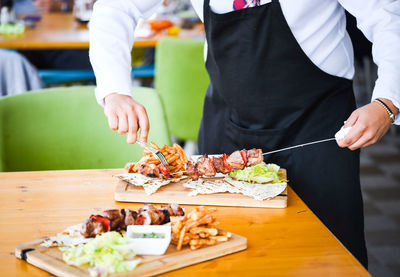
[155,38,209,154]
[0,49,42,96]
[0,86,170,172]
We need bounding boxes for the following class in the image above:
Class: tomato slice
[240,150,248,165]
[222,154,231,172]
[136,214,145,225]
[159,165,173,178]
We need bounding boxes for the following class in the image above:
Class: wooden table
[0,13,204,49]
[0,169,369,276]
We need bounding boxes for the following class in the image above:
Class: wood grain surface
[0,169,370,276]
[0,13,204,49]
[114,170,288,208]
[15,232,246,276]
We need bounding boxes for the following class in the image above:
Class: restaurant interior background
[0,0,399,276]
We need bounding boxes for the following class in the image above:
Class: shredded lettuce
[228,163,287,184]
[60,231,140,277]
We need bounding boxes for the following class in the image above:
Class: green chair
[155,38,209,142]
[0,86,170,172]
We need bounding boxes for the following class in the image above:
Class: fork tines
[154,150,169,166]
[141,143,169,166]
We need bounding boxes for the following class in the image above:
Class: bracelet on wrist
[373,98,395,124]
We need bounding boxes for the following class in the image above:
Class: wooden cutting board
[15,233,247,277]
[114,170,288,208]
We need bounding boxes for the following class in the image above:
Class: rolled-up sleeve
[340,0,400,124]
[89,0,162,105]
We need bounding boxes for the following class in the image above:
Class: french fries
[170,206,231,251]
[125,142,188,178]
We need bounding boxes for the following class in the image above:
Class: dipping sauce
[130,232,165,239]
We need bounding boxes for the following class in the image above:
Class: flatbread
[114,173,286,201]
[114,173,186,195]
[224,178,287,200]
[184,177,287,201]
[184,179,242,196]
[41,224,91,247]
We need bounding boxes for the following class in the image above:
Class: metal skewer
[170,171,187,175]
[262,138,336,156]
[172,137,336,175]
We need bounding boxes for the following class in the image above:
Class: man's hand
[104,93,149,145]
[337,99,398,150]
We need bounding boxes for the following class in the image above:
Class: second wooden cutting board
[15,233,247,277]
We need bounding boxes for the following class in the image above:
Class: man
[89,0,400,268]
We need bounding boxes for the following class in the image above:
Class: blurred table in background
[0,13,204,50]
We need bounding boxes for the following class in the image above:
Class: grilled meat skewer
[81,203,185,238]
[133,148,263,180]
[187,148,263,180]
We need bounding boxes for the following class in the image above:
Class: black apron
[198,0,368,267]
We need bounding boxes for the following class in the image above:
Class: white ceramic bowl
[126,225,171,255]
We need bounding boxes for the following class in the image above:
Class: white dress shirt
[89,0,400,124]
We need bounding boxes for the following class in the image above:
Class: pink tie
[233,0,260,10]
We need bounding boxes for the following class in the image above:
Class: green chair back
[155,38,209,142]
[0,86,170,172]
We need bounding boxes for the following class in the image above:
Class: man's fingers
[338,122,365,148]
[107,112,118,131]
[344,111,359,128]
[103,94,151,145]
[137,106,149,146]
[348,134,374,150]
[127,112,138,144]
[117,113,128,134]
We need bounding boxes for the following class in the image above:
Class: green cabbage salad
[229,163,287,184]
[60,231,140,277]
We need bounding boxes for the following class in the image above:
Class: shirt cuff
[371,78,400,125]
[94,72,133,106]
[95,88,133,107]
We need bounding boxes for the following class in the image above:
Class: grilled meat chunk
[139,164,161,178]
[158,206,171,224]
[81,216,110,238]
[136,210,153,225]
[137,204,163,225]
[152,209,166,225]
[247,148,263,166]
[136,203,184,225]
[169,203,185,216]
[196,155,216,177]
[186,160,199,180]
[139,203,156,213]
[121,209,137,227]
[102,209,123,230]
[213,156,230,174]
[226,150,245,171]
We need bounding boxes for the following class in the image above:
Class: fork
[137,141,169,166]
